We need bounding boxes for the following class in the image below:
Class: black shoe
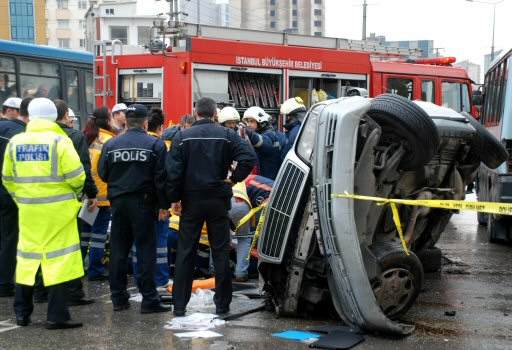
[173,308,186,317]
[113,302,130,311]
[141,302,172,314]
[216,307,230,315]
[0,289,14,297]
[16,316,30,327]
[88,275,108,282]
[68,297,95,306]
[45,320,83,330]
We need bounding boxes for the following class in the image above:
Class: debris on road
[445,311,457,317]
[173,330,223,339]
[165,313,225,331]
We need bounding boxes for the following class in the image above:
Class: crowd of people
[0,94,307,329]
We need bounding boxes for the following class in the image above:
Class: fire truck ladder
[94,40,123,107]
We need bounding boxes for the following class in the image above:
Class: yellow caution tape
[332,192,512,256]
[246,203,268,261]
[236,204,265,232]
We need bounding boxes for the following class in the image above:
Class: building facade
[454,60,481,85]
[46,0,90,50]
[85,0,169,52]
[0,0,47,44]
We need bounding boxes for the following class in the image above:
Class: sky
[325,0,511,70]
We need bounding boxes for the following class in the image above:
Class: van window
[442,82,470,113]
[386,78,413,99]
[421,80,435,103]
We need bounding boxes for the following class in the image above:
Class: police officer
[166,97,257,316]
[280,97,307,156]
[54,100,97,306]
[0,97,31,297]
[98,104,171,314]
[242,106,287,180]
[2,98,85,329]
[1,97,22,120]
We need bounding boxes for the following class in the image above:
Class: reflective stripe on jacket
[90,128,115,206]
[1,119,85,286]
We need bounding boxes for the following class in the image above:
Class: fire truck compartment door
[193,64,282,104]
[118,68,163,103]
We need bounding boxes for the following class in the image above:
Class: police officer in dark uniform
[0,97,31,297]
[54,100,97,306]
[98,104,171,314]
[166,97,257,316]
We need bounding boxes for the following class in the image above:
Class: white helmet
[3,97,22,109]
[68,108,77,121]
[28,98,58,122]
[218,106,240,124]
[280,96,306,115]
[112,103,127,114]
[243,106,270,123]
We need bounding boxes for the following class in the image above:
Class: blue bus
[476,48,512,242]
[0,39,94,128]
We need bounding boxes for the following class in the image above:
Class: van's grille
[258,161,307,263]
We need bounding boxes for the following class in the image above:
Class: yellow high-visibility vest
[90,128,115,206]
[2,119,85,286]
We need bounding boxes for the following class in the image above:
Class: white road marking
[0,320,19,333]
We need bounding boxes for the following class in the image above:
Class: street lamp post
[466,0,504,61]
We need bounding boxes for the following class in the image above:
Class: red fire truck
[95,24,474,124]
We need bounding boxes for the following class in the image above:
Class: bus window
[421,80,435,103]
[0,56,17,105]
[19,60,60,99]
[66,70,79,113]
[442,81,470,113]
[386,78,413,99]
[85,71,94,114]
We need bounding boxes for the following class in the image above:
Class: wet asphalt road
[1,207,512,350]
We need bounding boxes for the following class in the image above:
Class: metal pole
[491,3,496,61]
[197,0,200,25]
[362,0,367,40]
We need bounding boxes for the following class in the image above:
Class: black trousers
[0,195,18,293]
[109,194,159,306]
[174,196,232,311]
[14,281,70,323]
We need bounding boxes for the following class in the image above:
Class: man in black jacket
[0,96,30,297]
[166,97,257,316]
[54,100,97,306]
[98,104,170,314]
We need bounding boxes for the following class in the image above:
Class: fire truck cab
[95,24,473,124]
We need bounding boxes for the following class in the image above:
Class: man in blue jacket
[242,106,287,180]
[280,97,307,156]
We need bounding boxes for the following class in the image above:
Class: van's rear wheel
[370,242,424,319]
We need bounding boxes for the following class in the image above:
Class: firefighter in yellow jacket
[1,98,85,330]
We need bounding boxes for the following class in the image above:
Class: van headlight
[296,108,320,164]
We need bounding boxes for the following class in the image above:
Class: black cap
[126,104,148,119]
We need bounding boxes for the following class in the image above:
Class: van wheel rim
[371,267,415,316]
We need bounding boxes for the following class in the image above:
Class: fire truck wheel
[463,112,508,169]
[368,94,439,171]
[370,241,424,320]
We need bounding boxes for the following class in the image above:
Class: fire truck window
[421,80,435,103]
[313,78,337,102]
[290,78,310,106]
[85,71,93,114]
[227,72,280,109]
[66,70,79,113]
[387,78,413,99]
[442,82,467,113]
[110,26,128,44]
[0,56,16,106]
[193,70,229,104]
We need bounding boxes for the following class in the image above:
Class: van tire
[370,242,424,319]
[368,94,439,170]
[463,112,508,169]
